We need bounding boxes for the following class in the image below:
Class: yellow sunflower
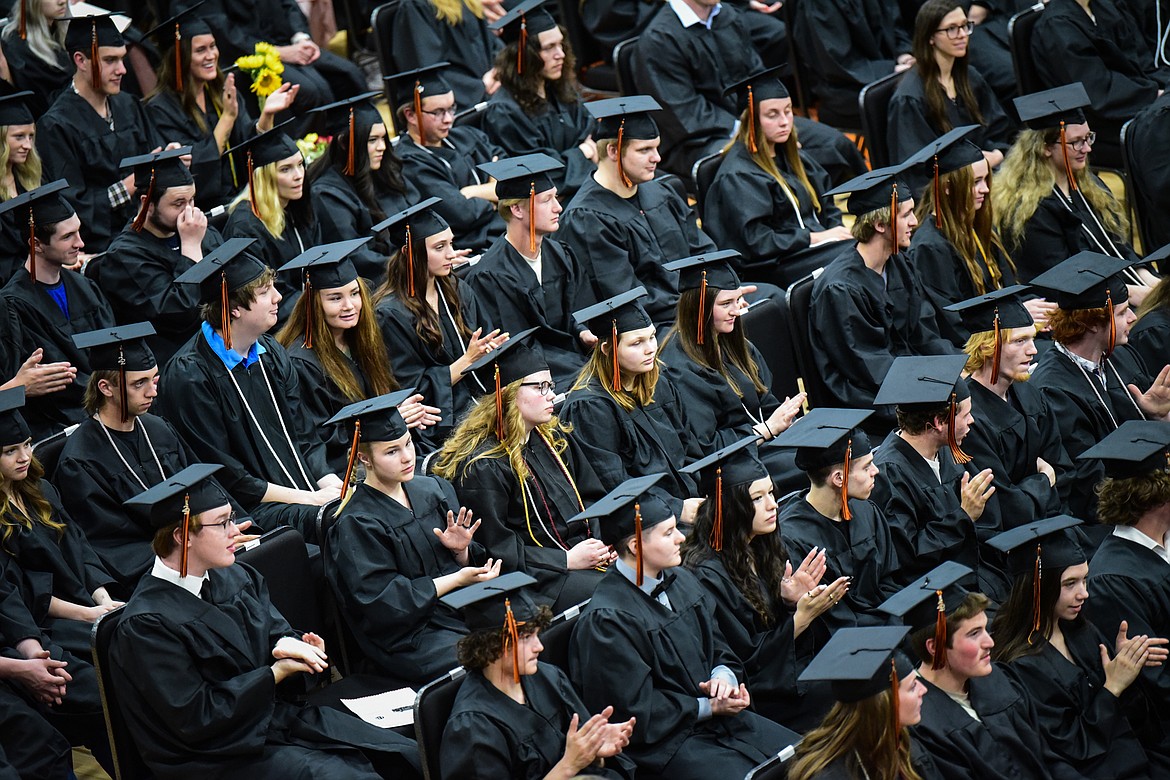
[250,68,282,98]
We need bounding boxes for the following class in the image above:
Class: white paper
[341,687,417,729]
[68,3,132,32]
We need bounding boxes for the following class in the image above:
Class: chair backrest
[371,0,401,126]
[745,744,798,780]
[859,71,905,169]
[234,527,326,643]
[33,423,76,477]
[613,36,640,95]
[1008,4,1045,97]
[555,0,619,92]
[92,607,155,780]
[692,151,725,225]
[784,269,834,408]
[1119,116,1160,252]
[741,298,802,402]
[414,667,468,780]
[537,599,588,673]
[453,101,489,131]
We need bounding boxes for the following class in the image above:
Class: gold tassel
[220,272,233,351]
[889,183,899,255]
[1105,290,1116,358]
[247,151,261,220]
[517,17,527,74]
[341,419,362,502]
[990,307,1002,386]
[19,0,25,40]
[412,80,424,134]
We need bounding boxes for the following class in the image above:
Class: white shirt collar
[667,0,721,29]
[1112,525,1170,564]
[1055,341,1104,375]
[150,556,209,597]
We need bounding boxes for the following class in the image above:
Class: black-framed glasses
[420,106,457,119]
[519,380,557,396]
[1066,131,1096,151]
[936,21,974,38]
[203,512,239,532]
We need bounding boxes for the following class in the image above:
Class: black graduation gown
[778,491,902,635]
[483,89,594,200]
[559,377,701,513]
[887,68,1013,166]
[324,478,483,684]
[98,225,224,364]
[396,129,504,252]
[375,279,492,448]
[814,741,945,780]
[286,341,371,475]
[870,432,1009,602]
[37,90,161,252]
[0,179,36,285]
[0,682,72,780]
[809,246,955,416]
[222,200,322,323]
[1001,623,1158,779]
[569,567,799,778]
[451,434,606,611]
[1123,94,1170,249]
[558,174,716,326]
[580,0,660,59]
[109,564,421,779]
[464,236,587,386]
[312,167,389,282]
[441,662,635,780]
[911,667,1090,780]
[390,0,501,108]
[689,555,830,732]
[0,30,70,117]
[1127,308,1170,377]
[1030,344,1152,521]
[1,267,115,439]
[145,88,259,209]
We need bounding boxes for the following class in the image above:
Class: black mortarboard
[681,435,768,551]
[0,388,29,446]
[122,146,195,232]
[311,91,384,177]
[914,125,983,178]
[478,154,562,200]
[874,355,973,465]
[586,95,661,141]
[0,179,73,285]
[73,324,158,422]
[1013,83,1090,130]
[777,408,874,520]
[122,462,229,577]
[326,388,418,498]
[664,250,742,292]
[1029,252,1134,311]
[798,626,914,703]
[173,237,264,350]
[825,163,914,217]
[277,238,367,348]
[441,571,542,682]
[463,328,549,441]
[491,0,558,79]
[64,14,124,53]
[943,285,1034,335]
[723,66,790,114]
[573,287,654,391]
[986,514,1086,580]
[0,91,35,126]
[571,473,673,583]
[373,197,449,297]
[877,561,974,670]
[1078,420,1170,480]
[141,1,212,92]
[384,63,453,114]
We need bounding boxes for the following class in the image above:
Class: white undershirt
[150,556,208,598]
[521,247,543,284]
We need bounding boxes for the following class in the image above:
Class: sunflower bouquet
[235,42,284,98]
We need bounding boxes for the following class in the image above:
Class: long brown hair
[788,690,924,780]
[662,287,767,397]
[912,0,984,132]
[493,25,579,117]
[990,565,1070,664]
[276,278,398,402]
[569,337,660,412]
[724,104,821,213]
[146,32,225,134]
[372,233,473,351]
[0,457,63,552]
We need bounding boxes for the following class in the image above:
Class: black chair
[335,0,374,53]
[1120,116,1159,254]
[745,744,799,779]
[371,0,401,126]
[691,150,725,225]
[235,526,324,637]
[613,36,640,96]
[32,424,76,476]
[92,607,155,780]
[742,298,802,402]
[858,71,905,169]
[413,667,468,780]
[784,269,835,408]
[1008,3,1045,97]
[453,101,489,131]
[537,599,588,673]
[555,0,619,94]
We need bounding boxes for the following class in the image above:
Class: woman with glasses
[888,0,1013,168]
[433,333,609,611]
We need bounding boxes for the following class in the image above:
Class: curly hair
[456,604,553,669]
[493,25,579,117]
[909,592,991,667]
[1096,470,1170,527]
[662,287,767,398]
[1049,304,1110,345]
[911,0,984,133]
[788,688,923,780]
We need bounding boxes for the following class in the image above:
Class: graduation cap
[986,514,1084,641]
[585,96,661,187]
[64,15,125,91]
[722,66,789,153]
[775,408,874,521]
[1078,420,1170,480]
[173,237,264,350]
[277,237,369,348]
[310,91,383,177]
[943,285,1033,386]
[877,561,974,670]
[372,197,448,297]
[140,1,212,92]
[490,0,557,73]
[123,463,229,577]
[121,146,195,232]
[572,287,653,392]
[1029,252,1136,357]
[441,571,541,681]
[0,387,29,447]
[223,124,301,222]
[824,162,914,254]
[874,355,973,464]
[0,91,35,127]
[570,473,673,585]
[478,154,564,253]
[680,435,767,551]
[0,179,73,284]
[910,125,983,228]
[72,322,158,423]
[664,251,742,345]
[384,63,453,121]
[462,328,546,438]
[1013,83,1091,192]
[325,388,418,504]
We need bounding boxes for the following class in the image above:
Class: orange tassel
[90,22,100,92]
[617,119,632,188]
[117,345,129,424]
[611,319,620,392]
[710,466,723,551]
[696,270,707,345]
[174,24,183,92]
[634,502,644,587]
[412,79,424,136]
[1104,290,1116,358]
[343,108,356,176]
[948,393,972,464]
[27,211,36,285]
[840,438,853,521]
[517,17,527,74]
[1029,544,1042,644]
[1060,121,1078,193]
[889,183,899,255]
[503,598,523,683]
[303,277,314,349]
[528,182,537,254]
[131,169,156,232]
[931,589,948,670]
[19,0,25,40]
[933,157,942,229]
[746,85,757,154]
[494,365,504,441]
[890,658,901,749]
[991,307,1002,386]
[220,272,233,351]
[179,493,191,578]
[341,419,361,500]
[247,151,261,220]
[405,225,416,297]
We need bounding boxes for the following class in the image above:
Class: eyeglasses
[420,106,457,120]
[203,512,239,532]
[1065,132,1096,151]
[936,21,974,39]
[519,380,557,396]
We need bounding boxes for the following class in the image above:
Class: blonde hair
[0,125,43,200]
[1,458,63,553]
[962,325,1036,373]
[2,1,66,68]
[570,339,661,412]
[788,690,923,780]
[229,161,291,237]
[852,206,893,243]
[431,0,483,25]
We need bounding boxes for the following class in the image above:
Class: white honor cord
[1055,186,1144,285]
[97,417,167,491]
[438,285,489,395]
[224,355,316,490]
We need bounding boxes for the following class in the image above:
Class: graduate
[439,572,637,779]
[112,463,423,779]
[433,331,609,612]
[680,437,847,732]
[390,0,502,109]
[36,14,163,253]
[557,96,716,327]
[99,147,223,364]
[0,91,45,284]
[775,408,903,634]
[1130,273,1170,378]
[561,288,703,522]
[870,355,1008,601]
[947,287,1072,530]
[306,91,418,280]
[142,6,298,210]
[0,0,71,117]
[324,392,500,685]
[809,163,955,420]
[483,0,596,200]
[788,627,942,780]
[568,474,801,780]
[988,514,1169,777]
[0,180,113,440]
[373,198,504,451]
[275,238,437,474]
[387,64,504,252]
[1122,93,1170,250]
[1029,253,1170,524]
[465,154,590,386]
[156,239,343,541]
[705,69,852,288]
